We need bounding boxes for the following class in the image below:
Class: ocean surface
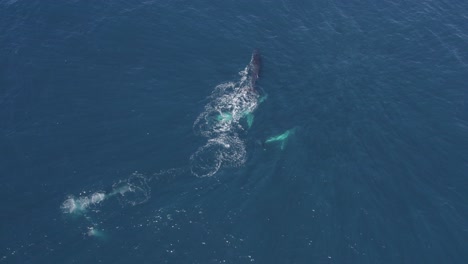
[1,0,467,263]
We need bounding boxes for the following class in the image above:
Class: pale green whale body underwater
[265,128,296,150]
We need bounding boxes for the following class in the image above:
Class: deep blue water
[1,0,468,263]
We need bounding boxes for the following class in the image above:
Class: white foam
[86,226,105,238]
[194,82,259,137]
[190,140,224,177]
[61,192,106,214]
[61,172,153,216]
[191,62,258,177]
[91,193,105,204]
[112,172,151,206]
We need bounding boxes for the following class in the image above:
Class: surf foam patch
[61,192,106,214]
[191,64,259,177]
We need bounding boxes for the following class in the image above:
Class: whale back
[250,49,261,87]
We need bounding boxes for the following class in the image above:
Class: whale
[249,49,261,87]
[215,50,266,129]
[264,128,297,150]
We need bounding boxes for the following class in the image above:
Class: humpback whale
[213,50,265,129]
[249,49,261,87]
[265,128,296,150]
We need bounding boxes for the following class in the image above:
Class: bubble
[112,172,151,206]
[61,197,77,214]
[90,193,106,204]
[190,135,247,177]
[87,226,104,237]
[61,192,106,214]
[190,140,224,177]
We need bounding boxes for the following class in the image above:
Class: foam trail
[111,172,151,206]
[60,179,145,215]
[191,51,264,177]
[61,192,106,214]
[61,169,183,218]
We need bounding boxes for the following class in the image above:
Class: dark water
[1,0,468,263]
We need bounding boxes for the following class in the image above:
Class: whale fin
[246,113,254,128]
